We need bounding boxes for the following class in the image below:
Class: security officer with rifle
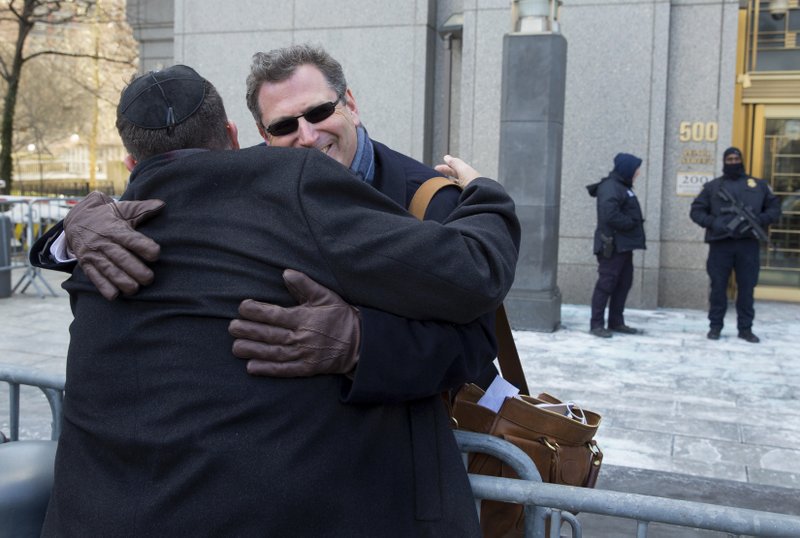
[690,147,781,343]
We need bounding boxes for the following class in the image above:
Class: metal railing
[3,364,800,537]
[454,430,800,537]
[0,364,64,441]
[0,196,82,298]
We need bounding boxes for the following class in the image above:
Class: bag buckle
[588,442,601,465]
[542,438,559,452]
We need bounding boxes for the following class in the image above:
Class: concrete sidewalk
[514,298,800,491]
[2,267,799,523]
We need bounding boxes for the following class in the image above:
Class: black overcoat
[345,140,500,403]
[586,172,646,254]
[42,146,520,537]
[29,140,504,402]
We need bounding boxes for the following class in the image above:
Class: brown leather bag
[453,385,602,537]
[455,386,602,484]
[410,177,603,538]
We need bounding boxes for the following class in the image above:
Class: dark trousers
[706,238,760,331]
[590,251,633,330]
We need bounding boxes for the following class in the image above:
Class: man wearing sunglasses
[235,44,501,397]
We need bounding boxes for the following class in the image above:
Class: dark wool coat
[689,173,781,242]
[586,172,646,254]
[346,140,500,404]
[30,140,503,402]
[41,146,520,537]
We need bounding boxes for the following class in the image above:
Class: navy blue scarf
[350,125,375,184]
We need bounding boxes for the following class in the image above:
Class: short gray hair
[245,44,348,128]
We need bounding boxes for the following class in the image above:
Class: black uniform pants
[590,251,633,330]
[706,238,760,331]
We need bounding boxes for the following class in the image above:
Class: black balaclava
[722,147,745,178]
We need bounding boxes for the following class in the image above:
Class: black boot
[590,327,613,338]
[738,330,760,343]
[609,324,640,335]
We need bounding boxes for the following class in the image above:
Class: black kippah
[119,65,206,130]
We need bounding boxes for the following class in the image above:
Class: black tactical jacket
[586,171,646,255]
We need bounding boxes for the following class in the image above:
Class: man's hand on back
[434,155,485,188]
[64,191,165,300]
[228,269,361,378]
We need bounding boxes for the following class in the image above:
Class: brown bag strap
[408,176,455,219]
[410,177,529,396]
[494,304,529,395]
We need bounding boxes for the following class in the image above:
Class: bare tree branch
[6,1,22,20]
[63,71,119,106]
[0,53,9,80]
[24,50,134,65]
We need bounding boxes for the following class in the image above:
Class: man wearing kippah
[690,147,781,343]
[586,153,647,338]
[35,65,519,536]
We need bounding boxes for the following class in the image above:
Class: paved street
[1,268,71,440]
[2,266,799,521]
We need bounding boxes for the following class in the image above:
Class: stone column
[499,33,567,332]
[126,0,175,72]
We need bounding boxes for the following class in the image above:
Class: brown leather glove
[64,191,165,301]
[228,269,361,377]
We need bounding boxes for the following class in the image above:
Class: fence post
[0,215,12,298]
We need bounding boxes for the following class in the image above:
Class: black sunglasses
[265,97,342,137]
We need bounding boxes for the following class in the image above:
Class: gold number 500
[679,121,718,142]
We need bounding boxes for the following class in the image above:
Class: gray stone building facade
[125,0,750,316]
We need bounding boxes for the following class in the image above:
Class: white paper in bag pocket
[477,375,520,413]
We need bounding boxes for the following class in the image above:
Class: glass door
[751,105,800,299]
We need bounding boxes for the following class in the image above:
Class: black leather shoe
[707,328,721,340]
[609,324,639,335]
[738,330,760,343]
[590,327,613,338]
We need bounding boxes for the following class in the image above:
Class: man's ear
[123,154,137,171]
[226,121,240,150]
[344,88,360,127]
[256,122,270,145]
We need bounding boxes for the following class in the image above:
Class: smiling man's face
[256,64,361,168]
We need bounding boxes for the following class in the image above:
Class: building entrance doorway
[751,106,800,298]
[736,0,800,301]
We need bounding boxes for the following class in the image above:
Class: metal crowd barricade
[4,363,800,537]
[0,365,64,538]
[0,364,65,441]
[0,196,81,298]
[453,430,800,537]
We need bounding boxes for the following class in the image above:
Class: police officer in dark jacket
[586,153,646,338]
[690,147,781,343]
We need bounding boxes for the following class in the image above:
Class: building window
[747,0,800,72]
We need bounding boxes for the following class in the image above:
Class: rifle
[718,186,769,242]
